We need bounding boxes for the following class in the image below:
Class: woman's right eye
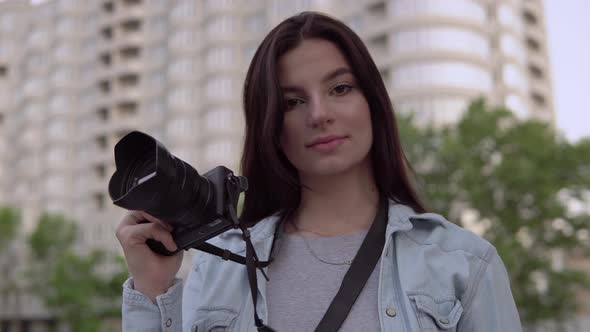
[284,98,304,110]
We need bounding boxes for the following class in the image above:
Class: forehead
[277,39,351,84]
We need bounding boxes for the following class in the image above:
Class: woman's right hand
[116,210,184,303]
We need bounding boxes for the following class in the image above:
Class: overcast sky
[544,0,590,142]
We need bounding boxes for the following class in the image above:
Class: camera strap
[197,175,387,331]
[314,196,388,332]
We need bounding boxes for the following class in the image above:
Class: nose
[306,95,334,128]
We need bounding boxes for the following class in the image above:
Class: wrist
[133,279,172,303]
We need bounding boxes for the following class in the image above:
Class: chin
[303,158,367,177]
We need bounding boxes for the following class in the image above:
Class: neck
[289,162,380,236]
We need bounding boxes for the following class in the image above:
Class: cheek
[279,118,301,155]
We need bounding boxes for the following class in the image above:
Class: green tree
[0,206,20,251]
[27,213,127,332]
[0,207,22,316]
[398,99,590,326]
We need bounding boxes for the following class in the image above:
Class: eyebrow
[281,67,353,93]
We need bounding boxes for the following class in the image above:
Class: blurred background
[0,0,588,331]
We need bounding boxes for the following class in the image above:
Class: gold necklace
[290,222,353,266]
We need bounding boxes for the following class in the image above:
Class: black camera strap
[197,176,387,332]
[314,196,388,332]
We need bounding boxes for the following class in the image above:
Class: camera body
[108,131,247,256]
[148,166,244,255]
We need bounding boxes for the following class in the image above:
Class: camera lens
[109,131,218,228]
[122,153,156,192]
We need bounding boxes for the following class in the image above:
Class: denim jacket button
[386,308,397,317]
[165,318,172,327]
[439,318,449,325]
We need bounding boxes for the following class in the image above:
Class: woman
[117,12,522,331]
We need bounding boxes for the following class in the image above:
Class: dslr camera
[108,131,247,256]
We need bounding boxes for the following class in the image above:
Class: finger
[135,211,163,224]
[128,222,178,252]
[121,211,172,231]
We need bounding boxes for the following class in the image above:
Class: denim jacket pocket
[408,293,463,331]
[192,308,238,332]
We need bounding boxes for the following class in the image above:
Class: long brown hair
[240,11,425,225]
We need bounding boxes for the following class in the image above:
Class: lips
[306,135,348,153]
[306,135,348,148]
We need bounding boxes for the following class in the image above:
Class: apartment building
[0,0,555,329]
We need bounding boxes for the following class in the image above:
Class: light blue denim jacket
[122,201,522,331]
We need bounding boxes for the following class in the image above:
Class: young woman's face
[278,38,373,179]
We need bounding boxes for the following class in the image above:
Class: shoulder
[388,202,496,263]
[405,212,495,261]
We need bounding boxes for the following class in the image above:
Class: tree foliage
[0,206,20,252]
[27,213,127,332]
[398,99,590,325]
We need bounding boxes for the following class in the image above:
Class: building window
[392,62,492,92]
[96,135,108,149]
[522,9,538,25]
[505,94,528,119]
[101,27,113,40]
[497,4,523,32]
[48,121,68,140]
[206,16,236,36]
[97,107,109,121]
[171,0,198,20]
[528,64,544,79]
[167,116,194,137]
[503,64,528,92]
[118,73,140,87]
[56,18,77,37]
[46,175,66,195]
[390,27,490,57]
[389,0,486,23]
[206,46,235,67]
[103,1,114,13]
[95,164,106,178]
[205,108,234,131]
[395,96,468,125]
[118,101,138,116]
[531,92,546,107]
[120,46,141,60]
[99,80,111,93]
[52,67,76,86]
[500,34,526,62]
[121,19,142,33]
[245,13,265,34]
[0,65,7,77]
[206,76,233,99]
[205,0,234,11]
[369,34,387,49]
[368,1,386,19]
[123,0,142,7]
[94,193,106,210]
[146,46,166,65]
[47,147,67,165]
[170,30,198,49]
[146,17,167,38]
[205,140,235,165]
[168,86,198,108]
[147,100,165,117]
[526,37,541,52]
[147,72,165,92]
[100,53,112,66]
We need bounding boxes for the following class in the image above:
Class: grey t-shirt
[266,229,381,331]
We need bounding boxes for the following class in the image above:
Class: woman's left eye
[331,84,353,96]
